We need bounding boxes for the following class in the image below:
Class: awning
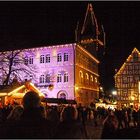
[42,98,77,104]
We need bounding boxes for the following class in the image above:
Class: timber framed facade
[115,48,140,107]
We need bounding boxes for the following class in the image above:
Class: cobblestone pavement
[85,118,104,139]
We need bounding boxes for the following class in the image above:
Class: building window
[46,54,50,63]
[85,73,89,84]
[29,75,33,80]
[64,53,68,61]
[95,77,98,83]
[59,93,66,99]
[24,57,28,65]
[80,71,83,78]
[13,58,18,66]
[86,73,89,80]
[40,75,45,83]
[57,53,62,62]
[57,73,62,83]
[40,55,45,63]
[79,71,83,83]
[29,56,33,64]
[91,75,93,82]
[46,74,50,83]
[64,72,68,82]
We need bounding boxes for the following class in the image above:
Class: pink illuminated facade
[0,43,100,105]
[23,43,76,100]
[0,3,104,105]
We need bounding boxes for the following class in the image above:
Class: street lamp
[75,86,79,91]
[112,90,117,103]
[112,90,117,96]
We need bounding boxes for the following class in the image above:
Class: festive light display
[115,48,140,106]
[0,43,99,105]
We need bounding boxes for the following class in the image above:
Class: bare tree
[0,49,38,86]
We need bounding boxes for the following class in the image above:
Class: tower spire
[76,3,104,58]
[81,3,99,40]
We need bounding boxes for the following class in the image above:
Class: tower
[75,3,104,58]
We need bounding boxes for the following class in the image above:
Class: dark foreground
[86,118,140,139]
[0,117,139,139]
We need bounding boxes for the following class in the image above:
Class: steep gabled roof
[81,3,99,39]
[115,48,140,77]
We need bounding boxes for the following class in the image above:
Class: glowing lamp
[112,90,117,95]
[75,86,79,91]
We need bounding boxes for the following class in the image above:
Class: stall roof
[0,82,45,98]
[42,98,77,104]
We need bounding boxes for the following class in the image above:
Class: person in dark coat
[101,113,118,139]
[0,91,53,139]
[53,105,88,139]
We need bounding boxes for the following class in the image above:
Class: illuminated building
[0,3,104,105]
[115,48,140,106]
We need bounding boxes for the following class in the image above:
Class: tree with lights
[0,50,37,86]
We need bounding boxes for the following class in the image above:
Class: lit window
[29,56,33,64]
[57,73,62,83]
[46,74,50,83]
[79,71,83,83]
[40,55,45,63]
[95,77,97,83]
[64,53,68,61]
[79,71,83,78]
[91,75,93,82]
[40,75,45,83]
[64,73,68,82]
[57,53,62,62]
[86,73,89,80]
[46,54,50,63]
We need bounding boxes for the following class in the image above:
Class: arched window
[59,93,66,99]
[85,73,89,84]
[79,71,84,83]
[91,75,93,82]
[95,77,98,83]
[57,90,67,99]
[79,71,83,78]
[86,73,89,80]
[64,72,68,82]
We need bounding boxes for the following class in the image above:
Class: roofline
[115,47,140,77]
[76,44,100,64]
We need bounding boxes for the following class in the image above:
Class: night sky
[0,1,140,92]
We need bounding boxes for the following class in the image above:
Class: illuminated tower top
[81,3,99,41]
[75,3,104,57]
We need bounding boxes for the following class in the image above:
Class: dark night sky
[0,1,140,92]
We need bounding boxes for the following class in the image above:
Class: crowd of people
[0,91,140,138]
